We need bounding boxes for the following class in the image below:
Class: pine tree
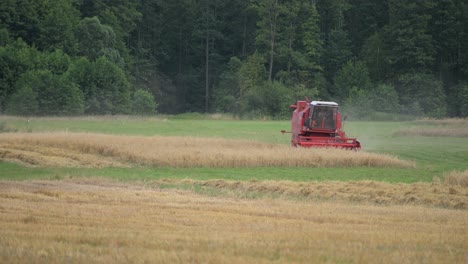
[251,0,281,82]
[385,0,435,76]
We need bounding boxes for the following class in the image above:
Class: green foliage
[321,29,353,81]
[0,0,41,45]
[244,81,305,118]
[80,0,142,42]
[93,57,131,114]
[311,72,330,100]
[343,83,402,119]
[0,0,467,118]
[65,57,95,104]
[369,84,401,113]
[385,0,435,75]
[316,0,350,34]
[0,28,10,46]
[333,60,371,100]
[250,0,324,86]
[6,85,38,115]
[251,0,281,78]
[214,54,320,117]
[66,57,131,114]
[458,84,468,117]
[301,3,322,63]
[0,42,75,114]
[345,1,388,55]
[0,40,38,111]
[342,87,371,119]
[429,0,461,82]
[361,32,392,81]
[291,83,319,103]
[213,57,243,113]
[14,70,84,115]
[37,0,80,53]
[214,95,237,114]
[396,73,447,117]
[147,73,178,114]
[36,50,71,75]
[238,54,267,99]
[132,89,158,115]
[75,17,119,61]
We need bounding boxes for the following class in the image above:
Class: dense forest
[0,0,467,118]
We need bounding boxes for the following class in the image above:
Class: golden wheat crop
[0,132,414,168]
[0,179,466,263]
[444,170,468,187]
[158,178,468,209]
[414,118,468,126]
[395,118,468,137]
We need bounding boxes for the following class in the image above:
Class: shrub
[92,57,131,114]
[395,73,447,117]
[334,60,372,101]
[14,70,84,115]
[0,40,38,112]
[458,84,468,117]
[342,87,372,119]
[213,57,242,113]
[244,81,291,118]
[36,49,71,75]
[369,84,401,113]
[7,86,38,116]
[132,89,157,115]
[66,57,131,114]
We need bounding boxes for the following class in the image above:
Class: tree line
[1,0,467,118]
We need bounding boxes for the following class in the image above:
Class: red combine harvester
[282,98,361,150]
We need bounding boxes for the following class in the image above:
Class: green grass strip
[0,162,432,183]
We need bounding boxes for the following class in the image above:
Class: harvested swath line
[393,127,468,137]
[0,132,415,168]
[158,179,468,209]
[0,144,130,168]
[413,118,468,127]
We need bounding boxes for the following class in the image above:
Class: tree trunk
[205,1,210,113]
[205,15,210,113]
[287,21,293,74]
[268,1,278,82]
[242,13,247,57]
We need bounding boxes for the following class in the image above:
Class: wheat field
[394,118,468,137]
[163,178,468,209]
[1,130,466,263]
[444,170,468,187]
[0,132,414,168]
[0,179,466,264]
[413,118,468,126]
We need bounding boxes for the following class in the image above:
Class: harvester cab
[282,98,361,150]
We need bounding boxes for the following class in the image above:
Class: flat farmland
[0,116,467,263]
[1,179,466,263]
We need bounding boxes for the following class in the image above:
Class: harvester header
[282,98,361,150]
